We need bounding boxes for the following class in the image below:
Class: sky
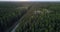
[0,0,60,1]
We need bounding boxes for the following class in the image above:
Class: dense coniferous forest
[0,2,32,32]
[15,2,60,32]
[0,2,60,32]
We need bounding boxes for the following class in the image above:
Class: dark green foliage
[0,6,28,32]
[16,3,60,32]
[0,2,60,32]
